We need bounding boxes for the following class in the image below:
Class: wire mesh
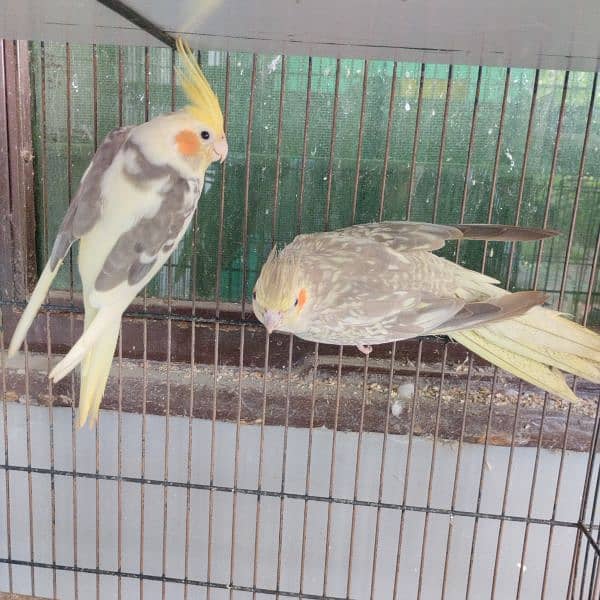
[0,37,599,600]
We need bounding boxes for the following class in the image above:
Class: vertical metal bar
[182,49,203,600]
[17,62,34,588]
[490,384,524,600]
[557,72,597,311]
[206,320,219,599]
[91,42,101,600]
[568,405,600,599]
[416,344,449,600]
[251,334,270,598]
[271,55,286,246]
[227,324,245,600]
[505,69,540,288]
[351,60,369,224]
[65,41,80,600]
[440,355,475,600]
[0,40,14,299]
[540,404,572,598]
[298,342,320,596]
[323,59,341,230]
[577,398,600,600]
[431,65,454,224]
[240,54,257,317]
[116,44,124,600]
[378,61,398,221]
[214,52,230,317]
[481,67,511,271]
[345,353,370,597]
[464,371,498,600]
[0,314,13,592]
[532,71,570,291]
[160,46,176,600]
[137,46,151,600]
[405,62,426,221]
[296,56,312,233]
[455,66,483,262]
[582,229,600,328]
[392,340,423,599]
[515,394,550,599]
[322,345,344,596]
[369,342,397,599]
[274,335,294,599]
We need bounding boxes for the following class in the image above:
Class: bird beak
[263,310,282,335]
[213,137,228,164]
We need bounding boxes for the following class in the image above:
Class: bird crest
[176,37,224,135]
[254,246,302,311]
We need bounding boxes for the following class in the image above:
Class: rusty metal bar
[296,56,313,232]
[455,66,483,262]
[505,69,540,288]
[406,62,426,221]
[240,54,258,317]
[557,72,598,311]
[490,384,524,600]
[322,345,344,596]
[298,342,320,596]
[345,353,370,596]
[532,71,570,291]
[378,61,398,221]
[416,344,449,600]
[368,341,396,600]
[323,59,341,230]
[515,394,550,599]
[540,404,573,598]
[351,60,369,224]
[481,67,511,271]
[465,372,499,600]
[431,65,454,224]
[440,355,475,600]
[392,340,423,599]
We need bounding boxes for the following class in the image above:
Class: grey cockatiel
[252,221,600,403]
[8,39,228,427]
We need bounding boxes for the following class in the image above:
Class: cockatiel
[252,222,600,403]
[8,38,228,427]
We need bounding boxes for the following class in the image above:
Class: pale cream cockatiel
[253,222,600,403]
[8,38,228,427]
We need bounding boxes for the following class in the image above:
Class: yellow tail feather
[451,307,600,403]
[8,261,61,358]
[77,319,120,428]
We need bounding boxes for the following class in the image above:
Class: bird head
[174,37,228,170]
[252,246,309,335]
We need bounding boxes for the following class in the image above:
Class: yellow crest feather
[175,37,224,135]
[255,246,302,311]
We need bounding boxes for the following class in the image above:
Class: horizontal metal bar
[0,463,584,529]
[0,557,351,600]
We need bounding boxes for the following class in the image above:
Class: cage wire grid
[0,24,599,600]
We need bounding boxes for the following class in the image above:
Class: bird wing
[308,221,558,254]
[48,126,134,271]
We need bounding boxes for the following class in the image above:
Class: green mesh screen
[28,43,600,324]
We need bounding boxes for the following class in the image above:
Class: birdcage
[1,2,599,599]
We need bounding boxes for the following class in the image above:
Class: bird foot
[357,344,372,355]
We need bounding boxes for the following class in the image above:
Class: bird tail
[7,262,61,358]
[48,305,122,427]
[451,306,600,403]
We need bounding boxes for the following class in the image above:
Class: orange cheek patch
[297,288,308,310]
[175,129,201,156]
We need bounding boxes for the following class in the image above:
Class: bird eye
[294,298,299,307]
[200,130,210,140]
[252,290,257,300]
